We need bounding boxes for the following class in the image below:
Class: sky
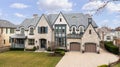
[0,0,120,28]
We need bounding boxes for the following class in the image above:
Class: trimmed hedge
[104,41,119,54]
[98,64,108,67]
[54,48,65,56]
[10,48,24,51]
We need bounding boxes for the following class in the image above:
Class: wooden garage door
[85,43,96,52]
[70,43,80,51]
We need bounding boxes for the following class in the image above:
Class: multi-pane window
[38,27,48,34]
[107,36,111,40]
[55,24,66,47]
[29,28,34,35]
[28,39,35,45]
[4,40,5,44]
[10,29,14,34]
[21,28,24,34]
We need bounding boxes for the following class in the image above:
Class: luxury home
[10,12,100,53]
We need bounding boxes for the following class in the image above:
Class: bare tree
[88,0,120,16]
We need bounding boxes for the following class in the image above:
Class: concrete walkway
[56,49,119,67]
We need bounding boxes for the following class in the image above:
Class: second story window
[1,28,3,34]
[38,27,48,34]
[60,18,62,22]
[89,29,91,34]
[10,29,14,34]
[6,28,8,34]
[21,28,24,34]
[29,28,34,35]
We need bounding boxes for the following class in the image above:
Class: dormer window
[60,18,62,22]
[79,26,84,35]
[29,27,34,35]
[21,28,24,34]
[72,27,76,34]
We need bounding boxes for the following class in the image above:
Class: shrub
[25,46,37,51]
[104,41,119,54]
[47,47,51,51]
[54,48,65,56]
[10,48,24,51]
[98,64,108,67]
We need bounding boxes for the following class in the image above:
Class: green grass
[0,51,62,67]
[113,63,120,67]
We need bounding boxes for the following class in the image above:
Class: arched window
[29,27,34,35]
[72,27,76,34]
[21,28,24,34]
[79,26,84,34]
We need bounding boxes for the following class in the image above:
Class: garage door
[85,43,96,52]
[70,42,80,51]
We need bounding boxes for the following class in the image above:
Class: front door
[40,39,46,48]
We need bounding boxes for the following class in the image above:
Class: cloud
[99,19,120,28]
[37,0,73,13]
[10,3,29,9]
[107,2,120,13]
[14,13,26,18]
[82,1,120,14]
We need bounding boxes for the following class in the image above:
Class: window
[80,26,84,35]
[89,29,91,34]
[60,18,62,22]
[1,28,3,34]
[38,27,48,34]
[9,37,11,43]
[21,28,24,34]
[28,39,35,45]
[4,40,5,44]
[6,28,8,34]
[29,28,34,35]
[107,36,111,40]
[10,29,14,34]
[72,27,76,34]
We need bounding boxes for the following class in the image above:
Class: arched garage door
[70,42,80,51]
[85,43,96,52]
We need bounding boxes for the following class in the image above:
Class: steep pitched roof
[17,12,98,30]
[17,17,40,30]
[0,19,16,28]
[46,13,98,28]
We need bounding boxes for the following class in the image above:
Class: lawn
[113,63,120,67]
[0,51,62,67]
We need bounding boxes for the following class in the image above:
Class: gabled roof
[17,12,98,30]
[17,17,40,30]
[0,19,16,28]
[45,13,98,29]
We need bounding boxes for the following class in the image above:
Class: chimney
[88,18,92,24]
[33,14,38,18]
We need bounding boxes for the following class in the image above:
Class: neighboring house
[98,26,113,41]
[113,27,120,47]
[10,12,100,53]
[0,19,16,46]
[104,31,115,41]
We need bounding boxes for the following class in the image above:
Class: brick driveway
[56,49,119,67]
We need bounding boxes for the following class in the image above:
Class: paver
[56,49,119,67]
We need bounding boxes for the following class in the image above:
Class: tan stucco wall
[0,28,15,46]
[82,24,100,52]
